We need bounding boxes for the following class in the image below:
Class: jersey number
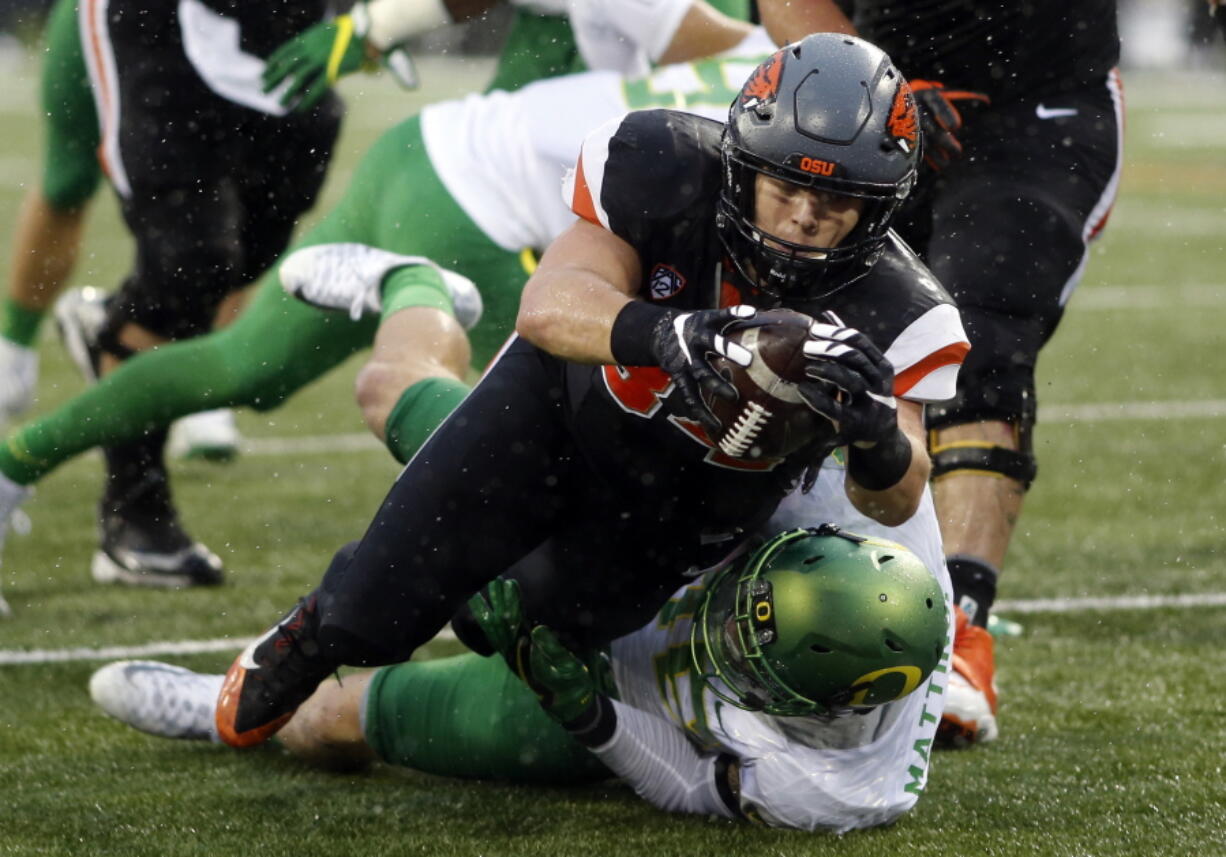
[601,365,779,472]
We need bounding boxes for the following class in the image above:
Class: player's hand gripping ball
[703,308,841,461]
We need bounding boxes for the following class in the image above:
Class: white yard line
[236,395,1226,459]
[3,595,1225,665]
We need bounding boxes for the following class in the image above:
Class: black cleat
[216,594,334,748]
[92,508,225,588]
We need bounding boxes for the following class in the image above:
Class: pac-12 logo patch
[649,264,686,299]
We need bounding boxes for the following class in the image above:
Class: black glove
[909,80,990,172]
[647,305,756,436]
[797,320,899,446]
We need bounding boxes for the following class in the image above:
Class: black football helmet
[717,33,920,303]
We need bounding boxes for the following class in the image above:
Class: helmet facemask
[716,149,910,304]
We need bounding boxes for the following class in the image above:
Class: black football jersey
[556,109,968,534]
[851,0,1120,104]
[194,0,329,57]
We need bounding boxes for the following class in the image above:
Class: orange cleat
[937,604,999,748]
[215,595,332,748]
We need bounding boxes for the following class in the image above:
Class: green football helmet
[691,525,948,716]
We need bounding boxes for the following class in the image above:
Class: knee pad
[927,418,1037,490]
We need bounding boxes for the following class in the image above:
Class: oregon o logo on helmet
[798,157,836,176]
[848,665,924,706]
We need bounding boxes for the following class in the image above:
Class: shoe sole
[215,656,295,748]
[53,290,103,383]
[91,550,223,588]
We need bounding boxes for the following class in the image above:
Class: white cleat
[90,660,224,740]
[168,408,242,462]
[279,242,483,331]
[0,471,33,619]
[0,338,39,426]
[53,286,109,382]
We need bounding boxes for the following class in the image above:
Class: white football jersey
[606,458,954,832]
[509,0,694,75]
[420,28,776,253]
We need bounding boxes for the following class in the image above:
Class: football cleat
[53,285,109,382]
[0,471,33,619]
[167,408,243,462]
[89,660,224,741]
[937,605,999,747]
[216,594,334,748]
[279,242,483,331]
[92,507,224,588]
[0,338,39,426]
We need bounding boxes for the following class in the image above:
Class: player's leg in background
[283,113,531,463]
[917,83,1122,746]
[0,115,463,500]
[0,0,101,426]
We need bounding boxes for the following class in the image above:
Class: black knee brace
[926,374,1039,490]
[928,425,1038,489]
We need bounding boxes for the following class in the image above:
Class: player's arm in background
[263,0,501,109]
[758,0,856,42]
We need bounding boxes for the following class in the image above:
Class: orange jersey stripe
[570,152,600,225]
[84,0,114,179]
[894,341,969,397]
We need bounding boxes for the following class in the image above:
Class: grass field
[0,48,1224,857]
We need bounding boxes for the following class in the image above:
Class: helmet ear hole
[885,638,903,652]
[810,643,832,654]
[926,597,934,609]
[802,554,825,565]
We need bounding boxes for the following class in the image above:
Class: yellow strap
[928,438,999,455]
[519,247,538,275]
[326,16,356,84]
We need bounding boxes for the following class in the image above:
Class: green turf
[2,52,1225,856]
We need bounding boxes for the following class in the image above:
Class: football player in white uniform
[91,491,953,833]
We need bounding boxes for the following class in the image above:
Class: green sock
[381,264,453,324]
[384,376,470,463]
[1,298,47,348]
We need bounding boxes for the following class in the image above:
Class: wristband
[365,0,450,50]
[609,301,674,367]
[847,428,913,491]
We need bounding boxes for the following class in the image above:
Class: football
[705,308,839,461]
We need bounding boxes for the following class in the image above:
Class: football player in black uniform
[212,33,969,750]
[760,0,1124,746]
[62,0,344,587]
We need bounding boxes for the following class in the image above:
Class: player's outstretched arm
[842,398,929,526]
[758,0,856,45]
[516,219,642,365]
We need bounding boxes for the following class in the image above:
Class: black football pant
[312,338,746,667]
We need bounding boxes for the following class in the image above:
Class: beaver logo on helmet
[739,49,785,108]
[887,81,919,151]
